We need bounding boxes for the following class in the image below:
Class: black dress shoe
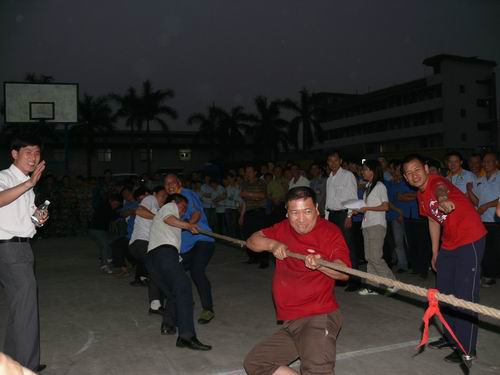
[345,284,360,292]
[161,323,176,335]
[35,364,47,372]
[148,307,165,316]
[444,350,476,365]
[176,336,212,351]
[429,338,454,350]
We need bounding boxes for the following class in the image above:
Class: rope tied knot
[417,288,468,357]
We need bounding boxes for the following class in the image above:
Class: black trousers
[129,239,161,303]
[437,236,485,353]
[145,245,196,339]
[111,236,137,268]
[483,223,500,278]
[0,242,40,371]
[181,241,215,312]
[328,210,358,269]
[405,218,432,276]
[242,208,269,266]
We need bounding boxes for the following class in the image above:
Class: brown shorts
[244,309,343,375]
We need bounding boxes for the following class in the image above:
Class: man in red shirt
[243,186,351,375]
[402,154,486,365]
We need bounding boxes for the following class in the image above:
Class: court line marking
[213,337,439,375]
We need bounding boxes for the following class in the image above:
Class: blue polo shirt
[180,188,215,254]
[474,171,500,223]
[447,169,474,194]
[386,181,400,221]
[389,179,419,219]
[120,201,139,240]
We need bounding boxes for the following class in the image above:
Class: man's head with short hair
[402,154,430,191]
[164,173,182,195]
[285,187,319,235]
[468,153,482,175]
[9,135,43,175]
[482,151,498,174]
[445,151,464,174]
[166,193,189,217]
[326,151,342,175]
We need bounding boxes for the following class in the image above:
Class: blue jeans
[89,229,111,266]
[145,245,195,339]
[390,219,408,270]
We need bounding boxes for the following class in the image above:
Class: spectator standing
[211,179,226,235]
[309,162,326,218]
[470,152,500,287]
[357,160,397,295]
[200,175,216,230]
[240,165,269,268]
[445,152,475,199]
[288,164,310,190]
[222,174,242,238]
[325,151,360,291]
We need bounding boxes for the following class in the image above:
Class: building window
[459,84,465,94]
[53,149,65,162]
[139,149,152,162]
[460,108,467,118]
[97,148,112,162]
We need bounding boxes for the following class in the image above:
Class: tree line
[1,73,325,176]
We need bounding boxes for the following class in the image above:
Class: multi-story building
[313,54,498,159]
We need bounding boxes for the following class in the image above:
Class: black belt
[329,209,348,213]
[0,237,30,244]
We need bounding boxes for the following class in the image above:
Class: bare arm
[496,199,500,217]
[305,256,349,281]
[478,198,498,215]
[435,181,455,213]
[0,161,45,208]
[135,206,154,219]
[428,217,441,271]
[246,230,281,253]
[164,215,198,233]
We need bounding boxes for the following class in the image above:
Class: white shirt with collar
[325,167,358,212]
[288,175,310,190]
[147,202,182,252]
[0,164,37,239]
[129,195,159,244]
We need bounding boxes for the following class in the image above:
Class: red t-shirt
[262,218,352,321]
[417,175,486,250]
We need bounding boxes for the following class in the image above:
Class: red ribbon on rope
[417,288,468,356]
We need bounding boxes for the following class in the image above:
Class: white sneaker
[385,286,399,294]
[100,265,113,274]
[358,288,379,296]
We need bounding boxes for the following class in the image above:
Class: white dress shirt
[362,182,389,228]
[325,168,358,212]
[129,195,159,244]
[0,164,37,239]
[147,202,182,252]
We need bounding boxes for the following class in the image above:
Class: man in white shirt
[144,194,212,351]
[325,151,360,291]
[445,151,475,196]
[288,164,310,190]
[0,136,47,373]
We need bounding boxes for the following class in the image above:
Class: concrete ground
[0,236,499,375]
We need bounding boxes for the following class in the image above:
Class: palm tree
[110,87,141,172]
[187,104,222,157]
[281,88,324,151]
[24,73,54,83]
[111,81,177,173]
[248,96,290,161]
[137,80,178,173]
[217,106,251,152]
[72,94,115,177]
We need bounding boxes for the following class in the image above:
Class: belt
[0,237,30,244]
[328,209,348,213]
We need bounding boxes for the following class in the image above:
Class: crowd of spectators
[33,150,500,290]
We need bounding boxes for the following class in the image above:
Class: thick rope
[198,229,500,321]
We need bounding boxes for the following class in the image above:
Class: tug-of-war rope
[199,229,500,368]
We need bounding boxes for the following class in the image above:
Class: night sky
[1,0,499,129]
